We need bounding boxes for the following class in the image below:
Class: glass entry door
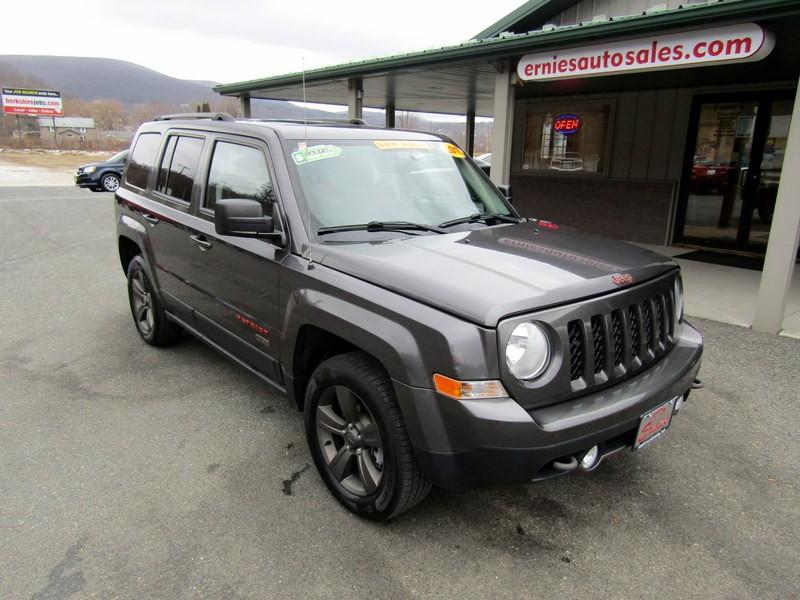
[676,93,794,253]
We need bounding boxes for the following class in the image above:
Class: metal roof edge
[473,0,557,40]
[215,0,800,96]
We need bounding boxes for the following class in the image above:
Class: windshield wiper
[317,221,446,236]
[438,212,522,228]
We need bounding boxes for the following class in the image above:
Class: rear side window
[126,132,162,189]
[156,135,204,203]
[205,141,275,213]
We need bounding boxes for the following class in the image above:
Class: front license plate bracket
[634,398,677,450]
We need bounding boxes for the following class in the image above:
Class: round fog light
[580,446,600,470]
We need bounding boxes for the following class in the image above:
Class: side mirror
[497,184,513,205]
[215,198,284,244]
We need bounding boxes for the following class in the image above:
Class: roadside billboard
[1,88,64,116]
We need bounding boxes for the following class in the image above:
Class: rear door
[143,131,206,322]
[182,135,286,384]
[121,131,196,323]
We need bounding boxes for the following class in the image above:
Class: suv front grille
[567,287,676,385]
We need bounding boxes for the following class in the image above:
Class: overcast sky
[2,0,524,83]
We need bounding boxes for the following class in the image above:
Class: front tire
[101,173,120,192]
[304,352,431,520]
[126,255,181,346]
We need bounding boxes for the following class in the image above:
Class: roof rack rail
[155,112,235,122]
[248,118,367,126]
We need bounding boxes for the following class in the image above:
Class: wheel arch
[285,292,425,411]
[118,234,141,274]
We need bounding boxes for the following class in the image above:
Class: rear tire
[304,352,431,520]
[126,255,181,346]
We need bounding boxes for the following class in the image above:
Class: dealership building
[215,0,800,334]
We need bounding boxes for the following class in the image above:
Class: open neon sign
[553,114,581,135]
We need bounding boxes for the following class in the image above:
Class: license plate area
[634,398,677,450]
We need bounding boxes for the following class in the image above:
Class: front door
[183,137,285,385]
[675,92,794,253]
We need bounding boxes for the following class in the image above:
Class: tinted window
[156,136,204,202]
[126,133,161,189]
[205,142,275,213]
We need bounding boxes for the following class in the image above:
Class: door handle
[190,234,213,251]
[141,213,159,225]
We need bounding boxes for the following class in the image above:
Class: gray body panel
[115,117,703,490]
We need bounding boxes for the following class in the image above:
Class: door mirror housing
[497,184,513,205]
[214,198,284,244]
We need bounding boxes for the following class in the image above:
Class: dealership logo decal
[517,23,772,82]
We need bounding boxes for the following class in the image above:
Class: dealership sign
[1,88,64,116]
[518,23,773,82]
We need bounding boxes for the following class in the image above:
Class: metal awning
[214,0,800,116]
[229,61,498,116]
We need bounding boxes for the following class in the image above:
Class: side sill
[166,311,287,396]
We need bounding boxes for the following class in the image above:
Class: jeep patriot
[115,113,703,520]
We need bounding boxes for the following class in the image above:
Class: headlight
[674,275,684,325]
[83,166,96,174]
[505,321,551,380]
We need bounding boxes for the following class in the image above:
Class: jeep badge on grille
[612,273,634,285]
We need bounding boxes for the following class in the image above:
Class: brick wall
[509,175,675,244]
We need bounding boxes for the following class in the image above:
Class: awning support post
[466,108,476,156]
[490,61,515,186]
[752,81,800,334]
[348,78,363,120]
[239,94,251,118]
[385,99,395,128]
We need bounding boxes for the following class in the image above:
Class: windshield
[109,149,129,163]
[286,139,513,236]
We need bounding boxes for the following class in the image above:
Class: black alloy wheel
[126,255,181,346]
[305,352,431,520]
[316,385,385,496]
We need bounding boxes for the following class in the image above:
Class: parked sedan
[75,149,128,192]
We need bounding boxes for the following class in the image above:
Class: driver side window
[205,141,275,214]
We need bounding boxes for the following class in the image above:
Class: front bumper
[394,321,703,491]
[75,172,100,188]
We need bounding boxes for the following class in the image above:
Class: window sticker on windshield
[292,144,342,165]
[373,141,430,151]
[444,143,466,159]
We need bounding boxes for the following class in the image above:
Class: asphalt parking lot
[1,186,798,600]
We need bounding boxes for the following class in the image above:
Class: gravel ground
[1,186,798,600]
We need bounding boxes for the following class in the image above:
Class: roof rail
[155,112,235,122]
[249,118,367,126]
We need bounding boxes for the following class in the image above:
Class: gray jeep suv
[115,113,703,520]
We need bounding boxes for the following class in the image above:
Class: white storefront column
[490,61,516,186]
[347,78,363,120]
[752,82,800,334]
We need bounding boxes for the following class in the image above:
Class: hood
[311,221,676,326]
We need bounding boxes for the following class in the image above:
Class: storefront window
[521,105,611,174]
